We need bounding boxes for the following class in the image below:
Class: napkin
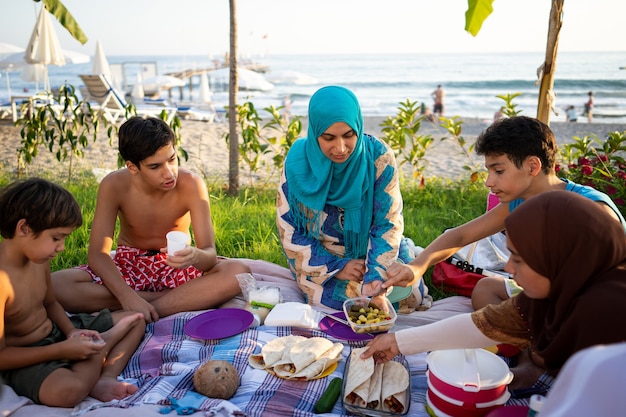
[264,302,322,329]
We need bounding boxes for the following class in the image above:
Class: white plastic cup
[166,231,188,256]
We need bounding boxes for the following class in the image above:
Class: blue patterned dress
[277,134,416,309]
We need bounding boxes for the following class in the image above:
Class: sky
[1,0,625,58]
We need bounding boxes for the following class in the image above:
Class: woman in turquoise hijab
[277,86,430,310]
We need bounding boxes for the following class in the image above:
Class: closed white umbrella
[92,40,111,77]
[131,73,145,103]
[199,71,212,103]
[24,7,90,91]
[25,7,66,67]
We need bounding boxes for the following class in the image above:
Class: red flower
[581,165,593,176]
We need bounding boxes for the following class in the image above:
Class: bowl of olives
[342,297,397,334]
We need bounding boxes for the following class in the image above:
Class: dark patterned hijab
[505,191,626,373]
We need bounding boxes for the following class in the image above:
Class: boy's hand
[63,334,106,360]
[68,329,101,342]
[163,246,199,270]
[121,293,159,323]
[382,263,422,289]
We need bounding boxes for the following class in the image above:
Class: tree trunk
[536,0,564,126]
[227,0,239,196]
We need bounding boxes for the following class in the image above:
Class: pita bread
[366,363,384,409]
[249,336,343,381]
[248,335,306,369]
[343,347,374,408]
[381,361,409,414]
[343,348,410,414]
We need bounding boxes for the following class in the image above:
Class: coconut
[193,360,240,399]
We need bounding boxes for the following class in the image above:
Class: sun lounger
[79,74,177,124]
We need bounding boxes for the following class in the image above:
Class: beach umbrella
[131,73,145,103]
[208,67,274,92]
[0,43,25,97]
[0,42,24,58]
[24,7,90,91]
[142,75,185,95]
[199,71,212,103]
[92,40,111,77]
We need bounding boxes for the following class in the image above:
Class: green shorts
[0,309,113,404]
[504,277,523,297]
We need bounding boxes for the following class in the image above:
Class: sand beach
[1,116,625,183]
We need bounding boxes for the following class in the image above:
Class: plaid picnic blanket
[73,310,431,417]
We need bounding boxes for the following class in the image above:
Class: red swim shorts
[76,245,204,291]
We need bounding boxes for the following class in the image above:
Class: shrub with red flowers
[557,131,626,216]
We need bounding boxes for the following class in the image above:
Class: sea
[2,51,626,123]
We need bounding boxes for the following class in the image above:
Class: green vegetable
[314,377,342,414]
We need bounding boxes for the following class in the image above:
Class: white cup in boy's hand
[166,231,188,256]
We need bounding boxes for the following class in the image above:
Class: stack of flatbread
[344,347,410,414]
[248,335,343,380]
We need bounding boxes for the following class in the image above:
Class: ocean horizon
[2,51,626,123]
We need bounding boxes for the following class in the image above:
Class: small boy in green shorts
[0,178,145,407]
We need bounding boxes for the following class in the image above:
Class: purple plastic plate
[184,308,254,340]
[319,312,374,341]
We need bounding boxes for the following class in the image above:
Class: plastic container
[426,383,509,417]
[485,406,530,417]
[342,297,397,334]
[427,349,513,405]
[341,355,411,416]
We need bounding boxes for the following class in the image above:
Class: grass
[0,171,488,300]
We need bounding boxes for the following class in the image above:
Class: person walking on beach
[51,117,250,323]
[0,178,145,407]
[431,84,445,118]
[584,91,594,122]
[277,85,430,311]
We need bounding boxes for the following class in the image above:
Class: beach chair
[79,74,177,124]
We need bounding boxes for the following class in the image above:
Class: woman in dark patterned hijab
[506,190,626,373]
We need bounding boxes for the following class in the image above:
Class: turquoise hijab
[285,85,375,259]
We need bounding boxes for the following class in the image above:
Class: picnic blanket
[0,259,475,417]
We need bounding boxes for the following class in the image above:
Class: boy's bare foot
[90,376,139,402]
[101,313,144,346]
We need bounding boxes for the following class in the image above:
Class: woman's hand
[360,333,400,364]
[335,259,366,282]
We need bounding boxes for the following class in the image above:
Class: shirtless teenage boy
[379,116,625,309]
[0,178,145,408]
[52,117,250,323]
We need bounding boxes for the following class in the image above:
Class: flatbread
[343,347,374,408]
[381,361,409,414]
[249,336,343,381]
[366,363,384,409]
[248,335,306,369]
[274,341,343,379]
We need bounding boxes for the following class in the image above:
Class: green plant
[223,101,303,185]
[14,83,107,181]
[262,105,303,175]
[379,99,434,184]
[557,131,626,214]
[438,116,486,183]
[496,92,523,117]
